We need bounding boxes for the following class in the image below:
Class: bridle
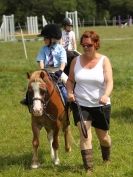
[28,75,58,121]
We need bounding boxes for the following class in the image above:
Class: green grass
[0,26,133,177]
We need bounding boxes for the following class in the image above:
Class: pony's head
[27,70,52,117]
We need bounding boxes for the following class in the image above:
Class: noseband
[32,97,45,103]
[32,95,47,110]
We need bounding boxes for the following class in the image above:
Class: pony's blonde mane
[29,70,51,86]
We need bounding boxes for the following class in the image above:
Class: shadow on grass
[124,170,133,177]
[0,152,83,174]
[0,149,51,171]
[0,153,33,171]
[55,164,83,174]
[112,107,133,123]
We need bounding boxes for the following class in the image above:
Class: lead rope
[74,100,88,139]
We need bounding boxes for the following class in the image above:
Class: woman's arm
[99,57,113,104]
[66,58,77,102]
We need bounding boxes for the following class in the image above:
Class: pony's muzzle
[32,101,44,117]
[32,108,43,117]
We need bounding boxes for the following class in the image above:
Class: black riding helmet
[40,24,62,40]
[63,18,73,26]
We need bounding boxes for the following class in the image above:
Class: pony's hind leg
[63,111,72,152]
[64,125,72,152]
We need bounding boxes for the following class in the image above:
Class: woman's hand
[99,95,109,105]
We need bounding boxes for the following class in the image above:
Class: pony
[64,50,80,75]
[26,70,71,168]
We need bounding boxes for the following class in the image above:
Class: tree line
[0,0,133,26]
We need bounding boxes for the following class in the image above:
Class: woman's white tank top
[74,55,110,107]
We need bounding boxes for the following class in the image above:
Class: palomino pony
[26,70,71,168]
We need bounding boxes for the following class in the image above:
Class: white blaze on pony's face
[31,81,43,117]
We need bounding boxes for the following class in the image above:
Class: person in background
[61,17,80,75]
[62,17,77,51]
[66,30,113,175]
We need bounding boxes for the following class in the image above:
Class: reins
[48,71,88,138]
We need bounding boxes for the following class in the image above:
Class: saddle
[50,73,67,106]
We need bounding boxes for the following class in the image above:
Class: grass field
[0,26,133,177]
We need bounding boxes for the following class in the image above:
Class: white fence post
[42,15,47,27]
[27,16,39,34]
[0,14,15,41]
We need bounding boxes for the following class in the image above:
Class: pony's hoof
[65,147,71,152]
[31,162,40,169]
[54,159,60,165]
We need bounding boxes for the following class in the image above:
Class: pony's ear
[40,71,45,79]
[27,72,31,79]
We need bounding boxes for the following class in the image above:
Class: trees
[76,0,96,22]
[94,0,110,20]
[0,0,133,25]
[0,0,6,15]
[53,0,77,23]
[109,0,133,19]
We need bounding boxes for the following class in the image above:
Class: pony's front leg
[31,121,41,169]
[52,129,60,165]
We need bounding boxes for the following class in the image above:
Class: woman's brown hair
[80,31,100,50]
